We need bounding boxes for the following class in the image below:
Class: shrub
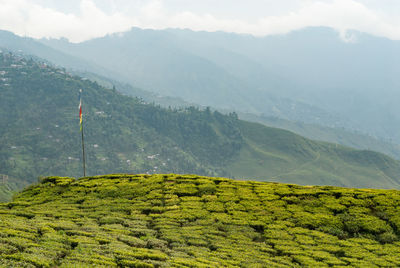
[1,174,400,267]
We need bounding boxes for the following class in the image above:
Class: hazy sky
[1,0,400,42]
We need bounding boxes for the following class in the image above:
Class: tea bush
[0,174,399,267]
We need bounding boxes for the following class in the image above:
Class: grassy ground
[0,174,399,267]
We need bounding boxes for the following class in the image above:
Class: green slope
[228,121,400,189]
[77,70,400,164]
[240,112,400,160]
[0,174,399,267]
[2,51,400,193]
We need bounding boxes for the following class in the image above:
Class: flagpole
[79,89,86,177]
[81,117,86,177]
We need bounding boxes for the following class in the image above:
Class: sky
[0,0,400,43]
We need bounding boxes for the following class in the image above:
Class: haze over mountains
[39,27,343,125]
[1,26,400,191]
[38,27,400,142]
[2,27,400,158]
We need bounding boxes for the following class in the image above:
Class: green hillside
[79,69,400,163]
[230,121,400,189]
[240,113,400,161]
[0,176,28,202]
[0,174,400,267]
[2,50,400,194]
[5,28,400,157]
[0,51,240,182]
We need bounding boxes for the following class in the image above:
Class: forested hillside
[0,174,399,267]
[3,30,400,167]
[0,51,241,183]
[1,51,400,198]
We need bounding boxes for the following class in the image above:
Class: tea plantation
[0,174,400,267]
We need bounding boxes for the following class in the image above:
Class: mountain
[83,70,400,162]
[40,27,343,124]
[3,29,400,168]
[75,69,400,161]
[167,27,400,141]
[0,174,399,267]
[0,51,239,182]
[41,29,260,112]
[2,51,400,192]
[39,27,400,144]
[0,30,124,83]
[74,70,194,109]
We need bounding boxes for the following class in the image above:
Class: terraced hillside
[0,174,399,267]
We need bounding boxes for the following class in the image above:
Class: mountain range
[1,27,400,161]
[38,27,400,142]
[1,51,400,203]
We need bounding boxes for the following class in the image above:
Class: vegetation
[240,113,400,161]
[2,50,400,203]
[0,51,240,183]
[0,176,28,202]
[84,70,400,163]
[0,174,399,267]
[6,29,397,164]
[229,121,400,189]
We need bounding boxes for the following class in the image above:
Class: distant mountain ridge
[39,26,400,143]
[40,27,346,126]
[2,52,400,194]
[0,30,113,77]
[79,69,400,161]
[3,28,400,163]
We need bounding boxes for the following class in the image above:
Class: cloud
[0,0,135,42]
[144,0,400,41]
[0,0,399,42]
